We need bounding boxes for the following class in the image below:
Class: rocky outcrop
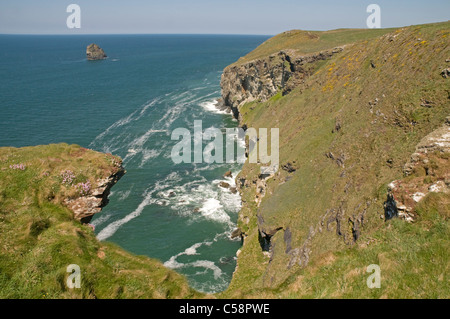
[220,47,343,119]
[64,166,125,223]
[86,43,107,61]
[385,117,450,222]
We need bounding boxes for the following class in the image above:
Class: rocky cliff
[0,143,200,299]
[385,116,450,222]
[64,164,125,224]
[220,47,343,119]
[219,22,450,298]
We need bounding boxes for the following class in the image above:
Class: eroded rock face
[385,118,450,222]
[220,47,343,119]
[64,166,125,223]
[86,43,107,61]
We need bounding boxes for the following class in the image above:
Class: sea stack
[86,43,107,60]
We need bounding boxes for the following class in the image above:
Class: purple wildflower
[61,170,76,185]
[75,180,91,196]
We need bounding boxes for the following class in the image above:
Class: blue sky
[0,0,449,35]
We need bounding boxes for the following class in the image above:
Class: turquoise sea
[0,34,269,293]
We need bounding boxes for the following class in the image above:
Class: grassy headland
[219,21,449,298]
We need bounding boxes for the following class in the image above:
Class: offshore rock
[86,43,107,60]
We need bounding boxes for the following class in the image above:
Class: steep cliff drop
[0,143,201,298]
[218,23,450,298]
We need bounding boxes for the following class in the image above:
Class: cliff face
[219,22,450,298]
[220,48,343,119]
[385,117,450,222]
[0,143,200,299]
[64,165,125,223]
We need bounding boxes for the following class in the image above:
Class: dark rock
[420,99,433,108]
[441,68,450,78]
[86,43,107,61]
[325,151,335,159]
[223,170,232,178]
[219,181,230,189]
[336,154,346,168]
[281,162,296,173]
[229,187,238,194]
[231,228,242,239]
[168,191,176,197]
[384,193,398,220]
[332,117,342,133]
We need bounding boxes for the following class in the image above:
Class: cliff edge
[0,143,201,298]
[219,22,450,298]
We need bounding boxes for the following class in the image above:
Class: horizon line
[0,32,275,37]
[1,20,448,37]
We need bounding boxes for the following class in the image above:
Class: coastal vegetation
[0,21,448,299]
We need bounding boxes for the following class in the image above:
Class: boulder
[231,228,243,239]
[219,181,230,189]
[223,170,233,178]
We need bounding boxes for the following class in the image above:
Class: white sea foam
[199,198,230,224]
[90,213,111,228]
[90,98,160,150]
[200,99,229,115]
[164,240,222,280]
[139,148,161,167]
[160,174,238,227]
[97,172,181,241]
[117,189,132,201]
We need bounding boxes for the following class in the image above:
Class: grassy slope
[233,28,396,65]
[219,22,449,298]
[0,143,202,299]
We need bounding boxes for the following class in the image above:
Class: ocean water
[0,34,269,293]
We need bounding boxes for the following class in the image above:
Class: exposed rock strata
[220,47,343,119]
[385,117,450,222]
[64,166,125,223]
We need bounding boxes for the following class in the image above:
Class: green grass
[1,21,449,299]
[232,27,397,66]
[0,144,203,299]
[219,21,450,298]
[275,192,449,299]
